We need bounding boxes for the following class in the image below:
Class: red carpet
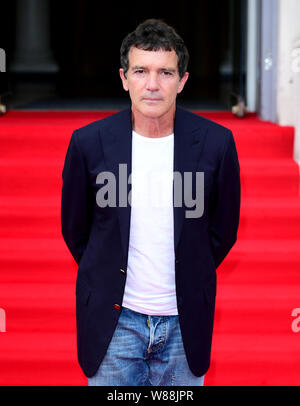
[0,110,300,386]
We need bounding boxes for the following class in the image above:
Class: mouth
[143,98,162,102]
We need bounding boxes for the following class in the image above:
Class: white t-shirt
[122,130,178,315]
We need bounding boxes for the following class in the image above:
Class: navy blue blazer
[61,106,241,378]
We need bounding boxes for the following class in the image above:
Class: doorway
[2,0,247,110]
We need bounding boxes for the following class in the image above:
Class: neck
[131,105,175,138]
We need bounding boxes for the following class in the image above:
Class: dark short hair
[120,19,189,79]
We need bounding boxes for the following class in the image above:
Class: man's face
[119,47,189,120]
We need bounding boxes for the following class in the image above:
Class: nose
[146,72,160,91]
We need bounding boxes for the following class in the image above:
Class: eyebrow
[130,65,177,73]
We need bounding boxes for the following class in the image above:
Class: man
[61,19,240,386]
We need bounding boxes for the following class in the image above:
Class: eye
[161,71,173,76]
[134,69,145,74]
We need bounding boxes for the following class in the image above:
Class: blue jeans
[88,306,205,386]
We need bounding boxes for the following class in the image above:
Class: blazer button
[120,268,126,274]
[114,304,121,311]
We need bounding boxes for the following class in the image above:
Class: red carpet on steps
[0,110,300,386]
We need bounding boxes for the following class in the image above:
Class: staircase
[0,111,300,385]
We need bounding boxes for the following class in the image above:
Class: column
[10,0,59,73]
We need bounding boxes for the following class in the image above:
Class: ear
[119,68,129,92]
[177,72,189,94]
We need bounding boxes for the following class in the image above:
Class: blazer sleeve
[209,131,241,268]
[61,130,94,265]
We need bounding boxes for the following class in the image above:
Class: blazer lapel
[99,108,132,260]
[173,107,208,253]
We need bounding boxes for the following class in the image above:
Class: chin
[143,109,165,119]
[142,104,172,119]
[132,101,174,120]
